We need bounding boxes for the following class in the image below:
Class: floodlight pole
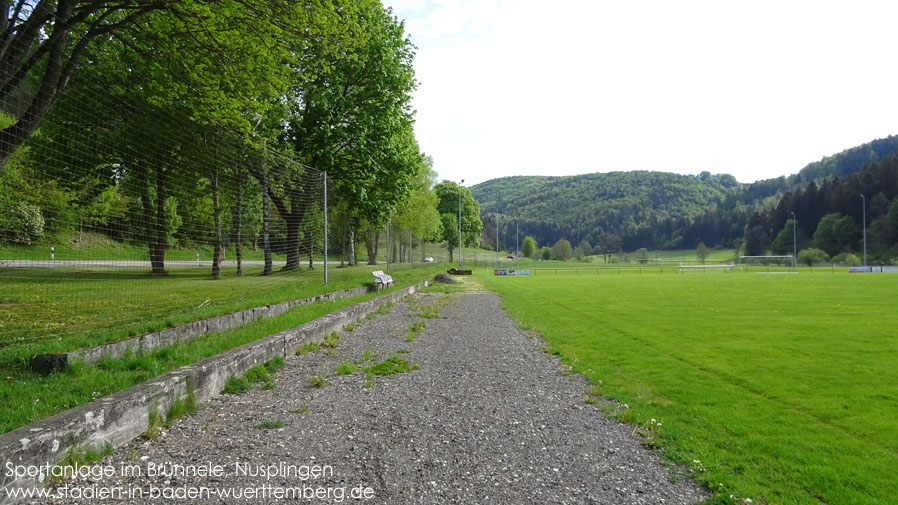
[861,194,867,267]
[791,211,796,272]
[458,179,464,268]
[515,215,519,270]
[495,209,499,269]
[386,220,390,275]
[323,171,328,285]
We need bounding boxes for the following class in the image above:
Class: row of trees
[743,156,898,262]
[470,171,737,253]
[0,1,484,273]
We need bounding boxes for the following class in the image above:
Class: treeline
[664,135,898,252]
[471,171,737,252]
[0,1,468,273]
[472,135,898,258]
[742,156,898,262]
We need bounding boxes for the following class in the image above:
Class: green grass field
[479,271,898,505]
[0,290,396,434]
[0,263,439,365]
[0,262,442,434]
[457,246,739,269]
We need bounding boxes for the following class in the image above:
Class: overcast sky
[382,0,898,186]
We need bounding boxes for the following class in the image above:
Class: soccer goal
[676,263,734,273]
[738,255,795,273]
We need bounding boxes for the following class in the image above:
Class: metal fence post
[323,171,328,285]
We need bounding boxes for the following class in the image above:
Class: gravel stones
[36,291,707,505]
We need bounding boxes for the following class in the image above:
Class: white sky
[383,0,898,186]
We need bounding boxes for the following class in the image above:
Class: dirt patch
[432,273,456,284]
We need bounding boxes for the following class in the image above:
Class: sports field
[479,271,898,505]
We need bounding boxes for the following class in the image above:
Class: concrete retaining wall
[0,279,430,503]
[32,285,379,372]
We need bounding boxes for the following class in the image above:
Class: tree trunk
[449,246,454,263]
[211,169,222,279]
[0,1,72,172]
[140,166,157,274]
[308,227,314,269]
[262,173,272,276]
[348,224,356,266]
[265,188,310,272]
[283,213,300,270]
[151,163,166,275]
[234,171,243,276]
[421,238,426,262]
[365,228,379,264]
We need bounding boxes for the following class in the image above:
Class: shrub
[797,248,829,267]
[2,202,45,244]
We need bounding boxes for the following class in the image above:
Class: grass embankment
[480,271,898,505]
[0,263,435,367]
[0,233,287,262]
[0,266,441,434]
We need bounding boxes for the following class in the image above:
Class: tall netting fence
[0,84,447,368]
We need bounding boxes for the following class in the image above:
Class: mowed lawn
[0,263,437,367]
[480,271,898,505]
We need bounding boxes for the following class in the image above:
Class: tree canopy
[433,180,481,261]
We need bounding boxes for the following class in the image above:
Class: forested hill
[792,135,898,186]
[470,171,738,251]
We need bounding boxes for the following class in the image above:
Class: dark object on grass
[447,268,472,275]
[433,273,457,284]
[31,353,68,374]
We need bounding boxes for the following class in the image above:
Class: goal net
[676,263,734,273]
[738,255,795,272]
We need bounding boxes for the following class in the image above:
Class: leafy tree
[634,247,649,264]
[833,252,860,265]
[798,248,829,267]
[433,181,481,262]
[596,232,622,263]
[438,213,458,262]
[17,0,344,273]
[272,2,420,270]
[521,236,538,259]
[771,219,798,255]
[696,241,709,264]
[743,212,771,256]
[0,0,321,171]
[575,238,592,260]
[540,246,552,261]
[887,199,898,240]
[552,238,572,261]
[395,171,441,262]
[0,0,172,169]
[813,213,860,256]
[832,215,861,253]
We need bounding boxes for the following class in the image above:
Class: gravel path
[41,288,708,504]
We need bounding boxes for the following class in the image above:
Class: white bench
[372,270,394,290]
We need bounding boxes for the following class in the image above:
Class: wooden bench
[372,270,394,290]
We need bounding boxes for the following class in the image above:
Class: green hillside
[472,136,898,254]
[471,170,738,251]
[792,135,898,185]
